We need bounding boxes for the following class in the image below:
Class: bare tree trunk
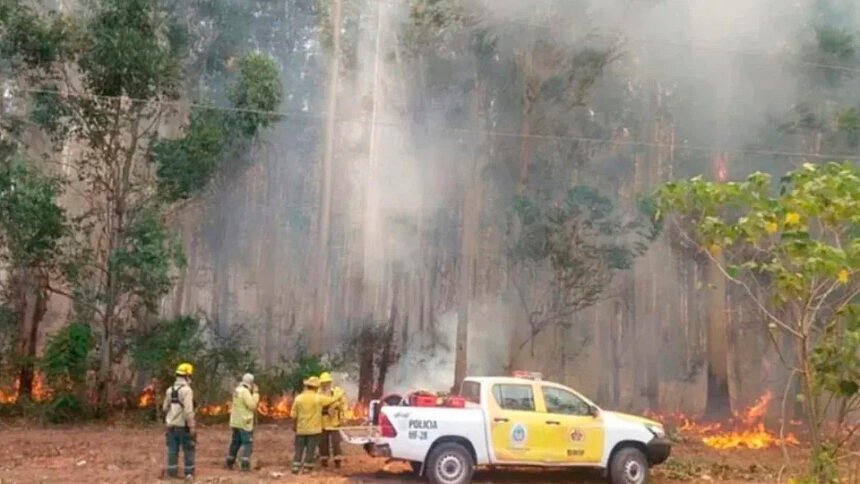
[310,0,342,354]
[13,268,49,399]
[453,74,487,391]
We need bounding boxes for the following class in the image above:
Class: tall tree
[0,0,281,411]
[0,146,67,399]
[657,163,860,481]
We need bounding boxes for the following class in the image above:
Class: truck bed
[381,405,490,464]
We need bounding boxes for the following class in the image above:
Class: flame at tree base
[649,391,800,450]
[138,390,370,423]
[0,374,52,404]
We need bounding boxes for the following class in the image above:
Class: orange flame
[258,395,291,419]
[137,383,156,407]
[0,374,51,404]
[344,401,369,422]
[134,385,371,422]
[648,391,800,450]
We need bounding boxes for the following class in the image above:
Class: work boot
[334,460,342,469]
[320,459,328,468]
[240,459,251,472]
[225,458,235,470]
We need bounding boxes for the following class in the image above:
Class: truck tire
[425,443,474,484]
[608,447,650,484]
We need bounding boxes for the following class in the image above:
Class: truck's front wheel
[425,443,474,484]
[608,447,650,484]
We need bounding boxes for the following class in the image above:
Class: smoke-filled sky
[174,0,860,404]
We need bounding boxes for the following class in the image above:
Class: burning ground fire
[136,384,369,422]
[649,391,800,450]
[0,374,51,404]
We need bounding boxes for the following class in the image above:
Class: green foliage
[811,309,860,401]
[108,207,185,314]
[45,393,85,423]
[41,322,93,395]
[153,52,282,201]
[0,305,16,379]
[509,185,657,343]
[153,110,228,201]
[0,156,67,268]
[228,53,282,136]
[257,352,331,397]
[0,2,71,69]
[655,162,860,480]
[78,0,179,99]
[130,316,256,405]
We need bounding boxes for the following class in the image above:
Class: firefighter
[163,362,196,480]
[318,372,346,468]
[289,376,339,474]
[225,373,260,472]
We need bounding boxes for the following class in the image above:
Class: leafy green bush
[257,352,332,398]
[130,315,257,405]
[39,321,93,421]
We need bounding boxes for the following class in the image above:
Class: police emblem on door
[510,423,527,448]
[570,429,584,443]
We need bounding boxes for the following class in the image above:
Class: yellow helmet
[304,376,320,388]
[175,362,194,376]
[319,372,333,384]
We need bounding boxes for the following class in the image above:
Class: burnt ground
[0,421,813,483]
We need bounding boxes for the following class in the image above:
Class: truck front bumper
[646,437,671,465]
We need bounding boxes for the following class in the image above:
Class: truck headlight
[645,423,665,438]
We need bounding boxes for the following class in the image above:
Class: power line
[364,0,860,75]
[15,86,860,162]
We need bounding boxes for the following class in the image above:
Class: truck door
[487,382,553,463]
[539,385,604,464]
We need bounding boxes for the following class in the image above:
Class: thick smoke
[165,0,860,409]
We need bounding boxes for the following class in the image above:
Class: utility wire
[363,0,860,75]
[14,86,860,161]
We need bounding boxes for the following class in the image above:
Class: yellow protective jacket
[163,378,195,429]
[290,389,337,435]
[321,386,347,430]
[229,384,260,431]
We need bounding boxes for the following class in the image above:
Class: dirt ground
[0,421,808,483]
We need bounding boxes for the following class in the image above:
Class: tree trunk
[705,255,731,417]
[357,327,374,401]
[13,267,49,400]
[453,75,487,391]
[310,0,342,354]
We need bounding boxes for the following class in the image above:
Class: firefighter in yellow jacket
[225,373,260,472]
[318,372,347,468]
[289,376,340,474]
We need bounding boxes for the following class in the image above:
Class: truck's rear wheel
[425,443,474,484]
[608,447,650,484]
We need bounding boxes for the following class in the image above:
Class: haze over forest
[3,0,860,418]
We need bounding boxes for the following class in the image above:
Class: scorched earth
[0,422,806,484]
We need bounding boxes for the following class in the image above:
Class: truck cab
[341,374,671,484]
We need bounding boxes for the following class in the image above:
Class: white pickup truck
[341,374,671,484]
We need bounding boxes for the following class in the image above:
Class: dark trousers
[226,428,253,470]
[165,427,195,477]
[292,434,320,472]
[319,429,343,465]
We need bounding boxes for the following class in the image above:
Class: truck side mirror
[588,405,600,417]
